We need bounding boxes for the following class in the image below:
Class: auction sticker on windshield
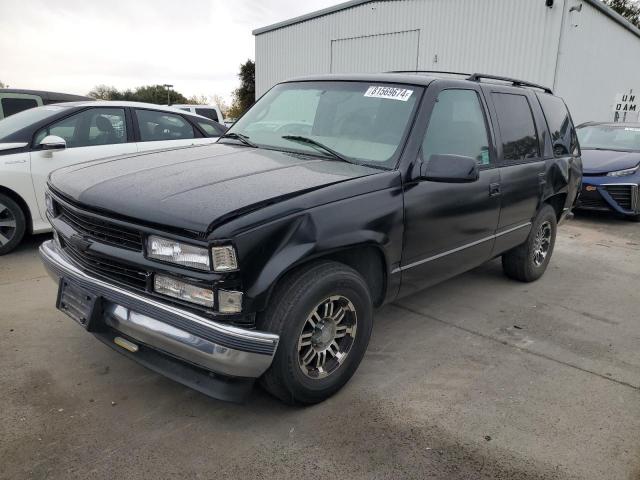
[364,86,413,101]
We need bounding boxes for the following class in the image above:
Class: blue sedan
[575,122,640,221]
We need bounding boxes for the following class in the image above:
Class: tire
[628,214,640,223]
[0,193,26,255]
[258,261,373,405]
[502,204,557,283]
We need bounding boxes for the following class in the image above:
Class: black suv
[40,73,582,404]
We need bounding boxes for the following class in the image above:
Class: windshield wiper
[219,132,257,148]
[281,135,352,164]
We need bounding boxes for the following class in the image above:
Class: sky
[0,0,339,103]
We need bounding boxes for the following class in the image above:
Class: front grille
[58,204,143,251]
[604,185,634,211]
[577,187,610,210]
[63,242,148,291]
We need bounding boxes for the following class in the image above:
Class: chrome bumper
[39,240,279,379]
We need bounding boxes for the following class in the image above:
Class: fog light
[154,275,214,308]
[218,289,243,313]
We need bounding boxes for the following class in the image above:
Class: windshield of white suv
[225,81,422,168]
[0,105,71,142]
[577,124,640,152]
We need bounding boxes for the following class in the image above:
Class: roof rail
[467,73,553,94]
[388,70,471,77]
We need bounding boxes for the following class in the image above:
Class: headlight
[45,191,55,216]
[147,235,210,270]
[211,245,238,272]
[607,165,639,177]
[154,275,214,307]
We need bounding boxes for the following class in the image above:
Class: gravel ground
[1,211,639,480]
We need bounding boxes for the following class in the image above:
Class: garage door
[330,30,420,74]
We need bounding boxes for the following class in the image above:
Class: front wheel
[502,204,557,282]
[0,193,26,255]
[258,261,373,405]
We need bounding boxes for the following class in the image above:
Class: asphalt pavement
[1,212,639,479]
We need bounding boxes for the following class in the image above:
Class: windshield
[226,81,422,168]
[0,105,71,142]
[577,125,640,152]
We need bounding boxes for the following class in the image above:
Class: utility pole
[163,84,173,105]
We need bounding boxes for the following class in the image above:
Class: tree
[211,94,229,116]
[87,84,188,104]
[227,59,255,118]
[0,80,6,88]
[88,84,120,100]
[187,94,209,105]
[604,0,640,28]
[131,85,188,105]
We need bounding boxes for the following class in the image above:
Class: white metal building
[253,0,640,123]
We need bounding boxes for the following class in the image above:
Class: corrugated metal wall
[330,29,420,73]
[256,0,563,95]
[555,0,640,123]
[255,0,640,123]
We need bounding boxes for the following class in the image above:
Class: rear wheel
[628,214,640,223]
[0,193,26,255]
[502,204,557,282]
[258,261,373,405]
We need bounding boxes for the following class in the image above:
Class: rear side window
[34,108,127,148]
[195,108,219,122]
[492,93,540,162]
[2,98,38,117]
[537,93,578,157]
[136,110,195,141]
[422,89,491,165]
[196,119,225,137]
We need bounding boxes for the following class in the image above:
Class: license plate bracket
[56,279,102,331]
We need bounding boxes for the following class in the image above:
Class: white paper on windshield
[624,127,640,132]
[364,86,413,101]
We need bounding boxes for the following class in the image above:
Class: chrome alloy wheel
[532,221,552,267]
[0,201,17,247]
[297,295,357,379]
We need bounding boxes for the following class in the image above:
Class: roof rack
[467,73,553,94]
[388,70,471,77]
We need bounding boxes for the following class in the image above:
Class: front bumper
[40,240,279,399]
[576,177,639,215]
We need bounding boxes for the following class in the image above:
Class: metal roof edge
[253,0,640,41]
[252,0,372,35]
[583,0,640,41]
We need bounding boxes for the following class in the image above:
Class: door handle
[489,183,501,197]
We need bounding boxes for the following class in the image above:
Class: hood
[581,149,640,175]
[49,144,381,233]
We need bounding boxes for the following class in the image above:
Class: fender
[541,155,583,216]
[231,183,405,314]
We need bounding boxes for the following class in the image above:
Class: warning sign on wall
[613,91,639,122]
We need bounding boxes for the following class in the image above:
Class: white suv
[0,101,226,254]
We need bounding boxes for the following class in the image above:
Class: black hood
[581,149,640,175]
[49,144,381,233]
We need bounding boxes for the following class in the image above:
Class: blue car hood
[581,149,640,175]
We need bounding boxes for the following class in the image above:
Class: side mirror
[40,135,66,151]
[420,154,480,183]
